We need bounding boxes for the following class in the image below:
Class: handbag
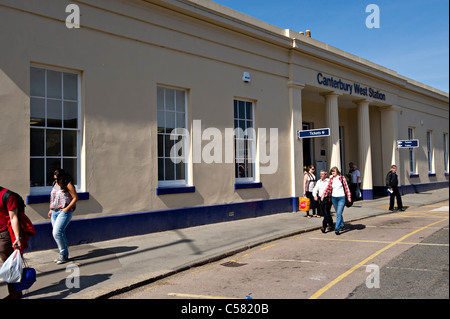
[14,255,36,291]
[299,196,311,211]
[0,249,23,283]
[340,176,353,208]
[345,196,353,208]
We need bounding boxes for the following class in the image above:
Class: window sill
[27,192,89,204]
[156,186,195,195]
[234,182,262,190]
[428,173,436,177]
[409,173,419,178]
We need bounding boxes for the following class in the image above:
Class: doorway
[302,123,314,169]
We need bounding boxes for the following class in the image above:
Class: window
[408,127,416,174]
[234,99,255,182]
[157,87,187,186]
[427,130,434,173]
[444,133,449,173]
[30,66,80,193]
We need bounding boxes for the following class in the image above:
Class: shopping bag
[0,250,23,283]
[14,267,36,291]
[299,196,311,211]
[14,253,36,291]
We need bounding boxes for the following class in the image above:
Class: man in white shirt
[313,170,334,233]
[350,164,361,201]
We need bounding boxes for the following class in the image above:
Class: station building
[0,0,448,251]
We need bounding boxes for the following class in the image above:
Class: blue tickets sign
[297,128,330,139]
[397,139,419,148]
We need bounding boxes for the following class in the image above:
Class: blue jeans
[51,210,72,257]
[331,196,346,231]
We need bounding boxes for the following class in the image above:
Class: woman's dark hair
[53,169,73,192]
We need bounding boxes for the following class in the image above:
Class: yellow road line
[310,237,449,246]
[168,292,238,299]
[308,216,449,299]
[260,244,276,250]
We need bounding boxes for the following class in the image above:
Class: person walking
[48,169,78,264]
[303,165,318,218]
[313,170,334,233]
[0,186,23,299]
[321,167,352,235]
[386,165,405,211]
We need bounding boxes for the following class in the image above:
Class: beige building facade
[0,0,448,250]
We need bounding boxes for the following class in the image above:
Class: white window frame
[427,130,434,174]
[234,99,256,184]
[29,65,82,195]
[444,133,449,173]
[157,86,189,188]
[408,127,416,174]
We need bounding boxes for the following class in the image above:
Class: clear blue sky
[212,0,449,93]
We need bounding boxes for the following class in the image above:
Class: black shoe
[335,230,340,235]
[399,208,405,211]
[321,227,326,233]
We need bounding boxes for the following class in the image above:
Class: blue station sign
[397,139,419,148]
[297,128,330,139]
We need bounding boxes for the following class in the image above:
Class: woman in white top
[313,170,334,232]
[321,166,352,235]
[303,165,318,218]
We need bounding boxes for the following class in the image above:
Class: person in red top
[0,186,23,299]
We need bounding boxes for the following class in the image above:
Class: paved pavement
[1,188,448,299]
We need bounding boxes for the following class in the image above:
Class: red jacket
[1,187,36,254]
[8,212,36,254]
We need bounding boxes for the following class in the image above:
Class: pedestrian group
[302,163,405,235]
[1,164,405,298]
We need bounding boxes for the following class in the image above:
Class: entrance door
[302,123,313,168]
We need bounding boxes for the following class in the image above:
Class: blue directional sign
[397,139,419,148]
[297,128,330,139]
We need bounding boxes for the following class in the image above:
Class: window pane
[30,128,44,156]
[164,159,175,180]
[158,134,164,157]
[175,90,185,112]
[238,101,245,118]
[30,97,45,126]
[164,135,175,158]
[47,70,62,99]
[64,101,78,128]
[165,89,175,111]
[46,158,61,186]
[176,112,185,129]
[30,158,44,187]
[46,130,61,156]
[63,130,77,156]
[158,158,164,181]
[30,67,45,97]
[245,102,252,120]
[63,158,77,186]
[175,162,185,180]
[166,111,175,132]
[157,110,165,131]
[47,99,62,127]
[63,72,78,100]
